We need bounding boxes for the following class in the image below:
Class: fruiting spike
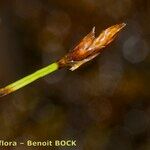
[58,23,126,70]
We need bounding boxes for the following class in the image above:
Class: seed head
[58,23,126,71]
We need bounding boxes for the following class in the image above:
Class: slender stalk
[0,62,59,97]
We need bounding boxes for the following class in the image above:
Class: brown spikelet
[58,23,126,71]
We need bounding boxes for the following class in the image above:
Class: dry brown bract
[58,23,126,71]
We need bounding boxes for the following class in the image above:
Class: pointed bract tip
[117,23,126,31]
[120,22,126,28]
[92,26,95,32]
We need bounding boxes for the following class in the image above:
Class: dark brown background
[0,0,150,149]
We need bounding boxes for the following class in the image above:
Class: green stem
[0,62,59,96]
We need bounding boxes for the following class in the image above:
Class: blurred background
[0,0,150,149]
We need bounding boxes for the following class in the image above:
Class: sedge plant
[0,23,126,97]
